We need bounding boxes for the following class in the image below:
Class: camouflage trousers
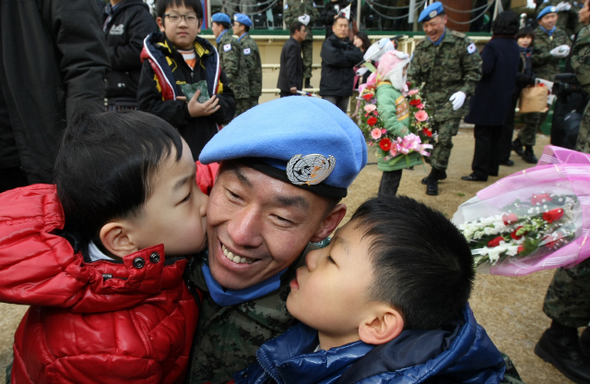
[575,100,590,153]
[235,97,259,117]
[301,39,313,80]
[517,112,541,146]
[543,257,590,328]
[427,118,461,171]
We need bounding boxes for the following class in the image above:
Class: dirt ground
[0,128,577,383]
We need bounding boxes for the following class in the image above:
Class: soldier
[211,12,241,119]
[541,0,584,37]
[535,4,590,382]
[232,13,262,115]
[408,2,482,196]
[283,0,319,89]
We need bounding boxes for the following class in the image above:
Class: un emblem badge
[286,154,336,186]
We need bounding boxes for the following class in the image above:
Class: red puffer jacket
[0,184,201,384]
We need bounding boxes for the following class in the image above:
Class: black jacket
[319,34,364,97]
[0,0,109,183]
[102,0,158,100]
[465,37,520,126]
[277,36,303,94]
[138,32,236,160]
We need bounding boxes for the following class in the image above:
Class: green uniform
[184,247,311,384]
[235,33,262,116]
[539,1,583,37]
[217,30,241,95]
[532,26,572,82]
[283,0,319,80]
[573,25,590,153]
[408,29,482,171]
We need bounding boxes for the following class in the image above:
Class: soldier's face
[422,15,447,42]
[211,21,222,38]
[232,22,245,36]
[539,13,558,30]
[205,162,343,290]
[579,0,590,25]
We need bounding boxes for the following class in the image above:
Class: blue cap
[211,13,231,24]
[537,5,557,20]
[418,2,445,23]
[233,13,252,27]
[199,97,367,198]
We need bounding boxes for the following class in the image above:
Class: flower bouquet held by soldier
[232,196,506,383]
[408,1,483,196]
[453,145,590,276]
[0,110,214,383]
[356,50,433,198]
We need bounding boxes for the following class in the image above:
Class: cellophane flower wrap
[357,81,435,162]
[452,145,590,276]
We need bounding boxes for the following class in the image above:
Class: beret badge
[286,154,336,186]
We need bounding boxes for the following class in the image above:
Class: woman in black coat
[462,11,521,182]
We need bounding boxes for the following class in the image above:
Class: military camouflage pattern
[542,258,590,328]
[283,0,319,79]
[234,97,251,116]
[539,1,584,37]
[426,118,461,171]
[184,248,311,384]
[499,352,526,384]
[572,25,590,153]
[217,30,241,93]
[235,34,262,99]
[531,26,572,82]
[518,112,541,146]
[408,29,482,123]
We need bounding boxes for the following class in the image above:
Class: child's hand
[187,90,220,117]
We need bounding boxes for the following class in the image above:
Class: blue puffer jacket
[234,305,505,384]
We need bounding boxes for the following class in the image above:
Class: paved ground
[0,128,578,383]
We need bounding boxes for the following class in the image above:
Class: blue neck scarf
[202,263,287,306]
[428,28,446,46]
[216,29,228,44]
[238,32,249,42]
[540,25,556,36]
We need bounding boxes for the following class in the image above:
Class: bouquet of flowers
[452,146,590,276]
[357,83,435,163]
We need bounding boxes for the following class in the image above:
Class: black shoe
[421,169,447,185]
[461,173,487,182]
[426,178,438,195]
[523,146,538,164]
[304,78,312,89]
[535,329,590,384]
[512,138,524,156]
[499,159,514,166]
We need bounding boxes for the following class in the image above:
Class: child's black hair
[156,0,203,20]
[54,110,184,245]
[350,196,475,330]
[515,27,535,43]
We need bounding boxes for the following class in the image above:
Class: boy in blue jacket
[234,196,506,384]
[138,0,236,160]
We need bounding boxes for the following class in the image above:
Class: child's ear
[157,17,166,33]
[310,203,346,243]
[99,222,138,258]
[358,306,404,345]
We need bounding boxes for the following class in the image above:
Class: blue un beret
[233,13,252,27]
[537,6,557,20]
[199,97,368,198]
[212,13,231,24]
[418,2,445,23]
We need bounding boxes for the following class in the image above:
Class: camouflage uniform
[235,33,262,116]
[540,1,584,38]
[184,249,310,384]
[573,25,590,152]
[532,25,572,82]
[216,30,241,94]
[283,0,319,81]
[408,29,482,172]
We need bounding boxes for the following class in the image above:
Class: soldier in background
[283,0,319,89]
[408,2,482,196]
[534,6,590,384]
[540,0,584,37]
[212,12,241,119]
[233,13,262,115]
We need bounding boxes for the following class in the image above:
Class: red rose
[379,138,392,151]
[517,245,525,254]
[543,235,556,249]
[510,226,526,240]
[487,236,504,247]
[531,193,552,205]
[543,208,564,223]
[502,213,518,225]
[422,127,433,137]
[409,98,422,106]
[363,93,374,101]
[367,116,378,126]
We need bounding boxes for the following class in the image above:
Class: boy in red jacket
[0,110,210,383]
